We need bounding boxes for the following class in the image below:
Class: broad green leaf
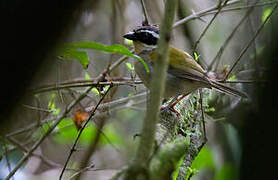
[262,8,271,22]
[66,41,149,72]
[58,46,89,69]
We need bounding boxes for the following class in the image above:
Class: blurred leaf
[48,93,60,116]
[101,124,123,145]
[54,118,97,145]
[58,46,89,69]
[191,146,215,171]
[205,107,215,113]
[84,72,91,80]
[54,118,122,145]
[92,88,100,95]
[227,75,236,81]
[125,62,134,70]
[249,46,265,59]
[66,41,149,72]
[262,8,271,22]
[215,163,238,180]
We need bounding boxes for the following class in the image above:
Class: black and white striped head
[123,26,159,46]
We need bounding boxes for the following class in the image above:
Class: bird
[123,25,247,113]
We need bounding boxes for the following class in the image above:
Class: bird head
[123,26,159,54]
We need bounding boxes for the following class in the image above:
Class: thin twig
[203,1,278,16]
[33,80,142,94]
[140,0,150,25]
[199,89,207,143]
[220,79,268,83]
[59,85,112,180]
[208,0,259,71]
[75,86,113,180]
[3,136,61,168]
[22,104,52,112]
[4,86,93,180]
[224,3,278,80]
[68,163,95,180]
[193,0,230,52]
[173,0,240,28]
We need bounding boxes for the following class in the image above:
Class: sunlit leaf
[125,62,134,70]
[193,52,200,62]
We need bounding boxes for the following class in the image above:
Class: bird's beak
[123,31,136,40]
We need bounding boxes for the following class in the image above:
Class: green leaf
[84,72,91,80]
[54,118,97,145]
[91,88,100,95]
[262,8,271,22]
[58,46,89,69]
[53,118,122,145]
[66,41,149,72]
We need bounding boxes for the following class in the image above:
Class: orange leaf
[73,109,89,130]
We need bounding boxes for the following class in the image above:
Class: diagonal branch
[4,86,93,180]
[224,3,278,80]
[59,85,112,180]
[208,0,259,72]
[193,0,230,52]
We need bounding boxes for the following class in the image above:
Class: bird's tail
[210,80,248,98]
